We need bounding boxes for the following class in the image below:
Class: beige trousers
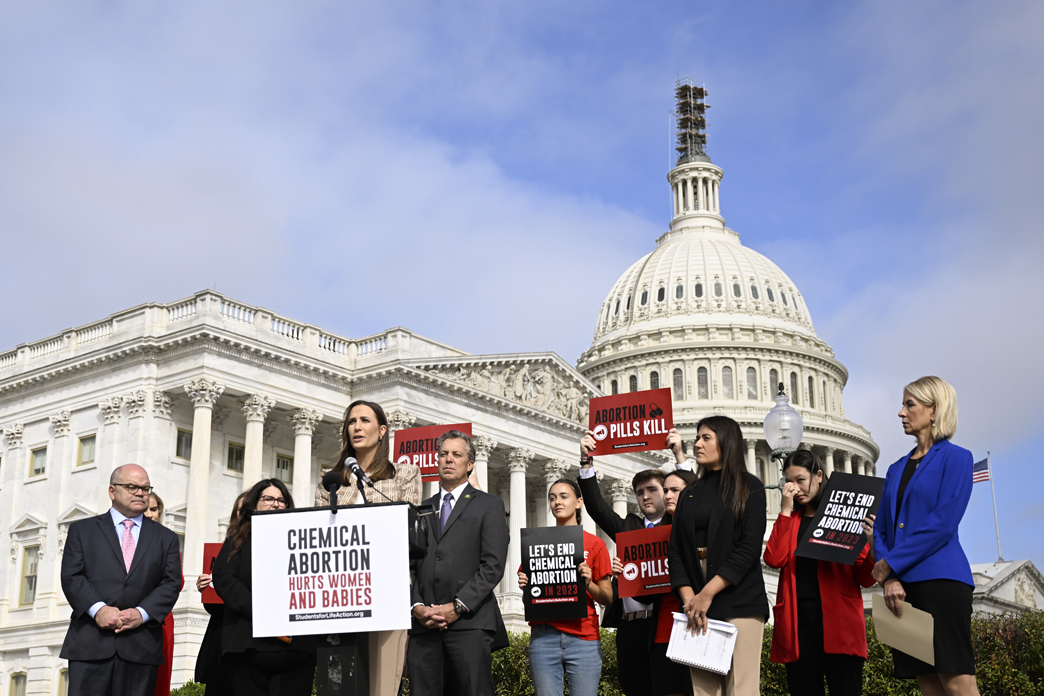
[688,616,765,696]
[369,629,407,696]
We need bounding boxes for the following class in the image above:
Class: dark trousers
[69,655,157,696]
[784,599,864,696]
[614,616,654,696]
[225,649,317,696]
[407,629,495,696]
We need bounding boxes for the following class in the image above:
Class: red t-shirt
[526,530,611,641]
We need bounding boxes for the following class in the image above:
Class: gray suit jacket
[60,512,182,664]
[409,484,508,634]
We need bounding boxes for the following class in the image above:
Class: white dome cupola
[577,80,878,497]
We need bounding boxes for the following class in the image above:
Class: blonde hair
[904,376,958,441]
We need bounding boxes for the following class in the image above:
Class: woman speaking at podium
[315,400,422,696]
[873,377,979,696]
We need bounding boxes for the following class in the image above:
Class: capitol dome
[577,82,877,495]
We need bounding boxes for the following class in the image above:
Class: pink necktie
[121,519,136,572]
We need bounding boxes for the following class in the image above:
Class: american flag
[972,458,991,484]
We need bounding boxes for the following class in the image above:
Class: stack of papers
[666,612,737,675]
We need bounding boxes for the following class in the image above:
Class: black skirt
[891,579,976,678]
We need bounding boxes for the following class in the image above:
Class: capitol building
[0,88,887,693]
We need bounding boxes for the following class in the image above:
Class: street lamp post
[762,382,804,490]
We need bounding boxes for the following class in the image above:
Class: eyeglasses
[113,483,154,494]
[259,495,287,507]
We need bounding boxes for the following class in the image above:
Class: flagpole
[987,451,1003,563]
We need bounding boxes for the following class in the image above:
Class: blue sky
[2,0,1042,570]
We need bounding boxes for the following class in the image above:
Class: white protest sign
[251,505,411,637]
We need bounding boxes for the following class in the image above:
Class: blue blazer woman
[874,438,974,585]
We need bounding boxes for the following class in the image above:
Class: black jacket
[410,484,509,635]
[668,471,769,621]
[59,512,182,665]
[212,534,315,655]
[577,473,666,629]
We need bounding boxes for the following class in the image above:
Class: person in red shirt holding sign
[518,479,613,696]
[763,449,877,696]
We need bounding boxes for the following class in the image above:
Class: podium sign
[251,505,411,637]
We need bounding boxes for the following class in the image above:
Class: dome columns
[669,162,723,227]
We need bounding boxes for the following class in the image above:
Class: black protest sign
[795,472,884,565]
[521,526,586,622]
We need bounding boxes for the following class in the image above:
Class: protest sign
[588,388,674,456]
[616,525,672,598]
[521,526,586,622]
[250,505,411,637]
[392,423,472,482]
[201,543,224,604]
[795,472,885,565]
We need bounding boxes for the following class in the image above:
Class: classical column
[505,448,533,616]
[745,439,758,477]
[290,409,322,497]
[842,451,853,474]
[697,176,706,211]
[713,179,720,212]
[184,378,224,581]
[541,458,570,526]
[854,456,865,476]
[473,435,498,493]
[823,447,836,477]
[98,396,124,474]
[241,394,274,491]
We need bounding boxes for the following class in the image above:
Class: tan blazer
[314,460,422,507]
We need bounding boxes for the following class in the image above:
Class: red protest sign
[393,423,473,482]
[588,388,673,456]
[201,543,224,604]
[615,525,672,598]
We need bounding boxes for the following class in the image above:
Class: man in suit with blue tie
[408,430,509,696]
[60,464,182,696]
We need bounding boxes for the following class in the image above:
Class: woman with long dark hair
[213,479,316,696]
[314,400,421,695]
[195,491,249,693]
[518,478,613,696]
[143,492,180,696]
[667,415,768,696]
[873,376,979,696]
[764,449,876,696]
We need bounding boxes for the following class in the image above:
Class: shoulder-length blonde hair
[904,376,958,441]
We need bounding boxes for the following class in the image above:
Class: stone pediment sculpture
[411,356,595,425]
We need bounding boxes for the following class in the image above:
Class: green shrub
[170,682,206,696]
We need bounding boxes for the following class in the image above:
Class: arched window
[10,674,27,696]
[769,369,779,392]
[640,290,648,305]
[767,288,775,302]
[673,369,684,400]
[614,300,620,315]
[697,367,708,399]
[650,371,660,390]
[808,376,816,409]
[746,367,757,399]
[629,375,638,393]
[782,292,789,306]
[751,285,759,300]
[722,366,734,399]
[675,284,684,299]
[822,380,828,413]
[733,283,742,298]
[790,372,799,404]
[695,283,703,298]
[714,282,723,297]
[611,379,619,395]
[626,295,631,310]
[657,287,666,302]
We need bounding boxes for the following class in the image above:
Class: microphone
[322,470,341,514]
[346,457,372,487]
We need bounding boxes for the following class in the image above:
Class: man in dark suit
[408,430,509,696]
[578,428,690,696]
[60,464,182,696]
